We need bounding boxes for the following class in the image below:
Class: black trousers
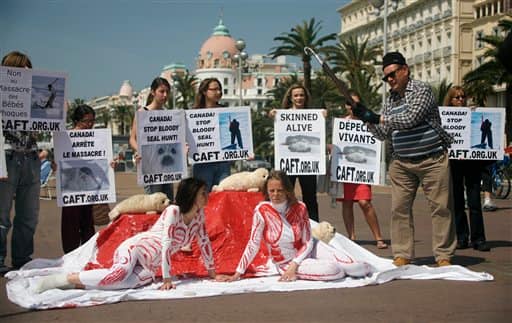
[450,160,487,243]
[288,175,319,222]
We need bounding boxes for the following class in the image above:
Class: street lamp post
[172,79,179,109]
[233,39,248,106]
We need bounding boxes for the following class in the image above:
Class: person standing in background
[191,78,231,192]
[444,86,490,252]
[338,90,387,249]
[60,105,97,253]
[0,51,39,275]
[129,77,174,201]
[39,149,52,185]
[269,84,319,222]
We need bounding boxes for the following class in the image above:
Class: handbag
[92,203,111,226]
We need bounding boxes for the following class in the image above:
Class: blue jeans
[144,183,174,201]
[0,151,40,268]
[192,162,231,192]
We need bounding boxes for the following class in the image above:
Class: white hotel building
[338,0,510,106]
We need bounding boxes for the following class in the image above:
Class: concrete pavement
[1,172,511,322]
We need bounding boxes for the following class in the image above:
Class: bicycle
[491,150,511,199]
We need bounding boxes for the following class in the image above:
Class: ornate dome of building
[197,19,237,69]
[119,80,133,98]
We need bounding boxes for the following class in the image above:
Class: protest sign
[54,129,116,207]
[274,109,326,175]
[185,106,253,163]
[136,109,187,185]
[440,107,505,160]
[0,66,66,132]
[330,118,382,185]
[0,113,6,177]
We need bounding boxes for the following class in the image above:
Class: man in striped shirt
[355,51,456,268]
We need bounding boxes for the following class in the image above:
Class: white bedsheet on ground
[5,225,493,309]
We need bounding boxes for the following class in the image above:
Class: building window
[274,78,279,86]
[257,78,263,87]
[257,89,262,95]
[476,31,484,49]
[224,89,228,95]
[214,59,219,67]
[223,78,228,86]
[493,26,499,37]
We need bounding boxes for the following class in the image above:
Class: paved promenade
[1,172,511,322]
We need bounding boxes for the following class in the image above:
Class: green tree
[175,73,198,109]
[251,108,274,159]
[463,15,512,140]
[111,104,134,135]
[269,18,336,93]
[326,36,382,109]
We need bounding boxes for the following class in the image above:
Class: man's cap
[382,52,406,69]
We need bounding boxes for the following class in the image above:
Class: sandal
[376,240,388,249]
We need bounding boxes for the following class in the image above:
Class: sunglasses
[382,67,403,82]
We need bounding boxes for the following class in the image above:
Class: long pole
[238,56,243,106]
[172,85,176,109]
[381,0,388,185]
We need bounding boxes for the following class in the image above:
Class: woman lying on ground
[37,177,216,292]
[216,170,372,283]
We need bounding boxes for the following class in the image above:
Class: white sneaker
[483,200,497,211]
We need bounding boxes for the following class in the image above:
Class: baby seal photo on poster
[140,143,183,174]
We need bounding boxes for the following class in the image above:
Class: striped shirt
[368,79,452,159]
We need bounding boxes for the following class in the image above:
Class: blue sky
[1,0,350,100]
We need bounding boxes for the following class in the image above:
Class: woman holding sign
[270,84,319,222]
[0,51,39,275]
[191,78,231,191]
[129,77,174,201]
[36,177,216,292]
[60,104,98,253]
[216,170,371,283]
[337,91,387,249]
[443,86,490,252]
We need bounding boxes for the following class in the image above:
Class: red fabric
[84,192,268,277]
[340,183,372,201]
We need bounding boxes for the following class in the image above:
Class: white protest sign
[0,113,6,177]
[0,66,67,132]
[274,109,326,175]
[330,118,382,185]
[54,129,116,207]
[136,109,187,185]
[185,106,253,163]
[440,107,505,160]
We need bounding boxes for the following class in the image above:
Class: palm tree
[327,36,381,77]
[111,104,134,135]
[326,36,382,109]
[175,73,198,109]
[269,18,336,93]
[463,15,512,140]
[98,109,111,129]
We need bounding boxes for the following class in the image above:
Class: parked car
[239,156,272,172]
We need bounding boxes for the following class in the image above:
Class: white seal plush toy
[212,168,269,192]
[108,192,171,221]
[312,221,336,244]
